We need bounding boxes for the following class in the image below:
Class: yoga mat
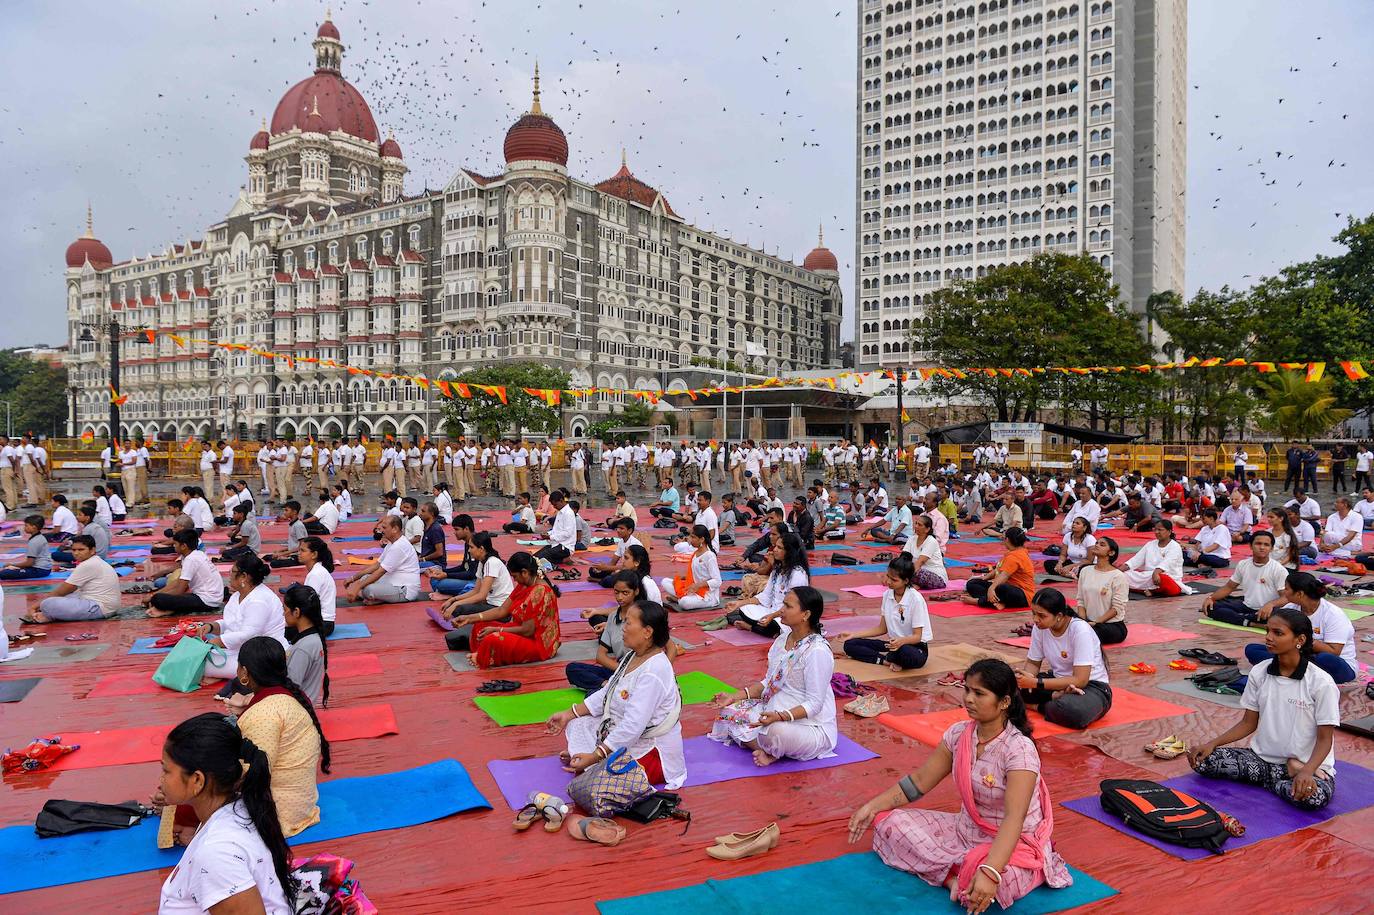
[129,622,372,655]
[0,758,490,894]
[841,584,889,599]
[342,546,384,555]
[1156,677,1244,709]
[880,689,1197,746]
[0,676,41,703]
[1128,582,1219,600]
[9,703,399,772]
[86,654,384,698]
[997,623,1201,651]
[928,601,1026,619]
[427,606,456,630]
[556,580,603,593]
[597,852,1116,915]
[1197,618,1264,634]
[0,643,110,665]
[836,643,1020,682]
[2,566,137,583]
[1063,761,1374,860]
[489,734,877,809]
[811,563,889,577]
[442,638,599,673]
[474,671,736,726]
[712,626,774,646]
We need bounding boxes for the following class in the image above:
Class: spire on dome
[621,147,627,168]
[818,224,824,246]
[530,62,543,116]
[84,203,94,238]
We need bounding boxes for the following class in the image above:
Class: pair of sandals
[1144,735,1188,760]
[1178,648,1237,666]
[552,567,581,581]
[477,679,520,694]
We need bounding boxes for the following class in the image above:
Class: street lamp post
[78,319,122,444]
[68,385,78,438]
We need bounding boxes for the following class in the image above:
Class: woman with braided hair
[222,636,330,837]
[156,712,294,913]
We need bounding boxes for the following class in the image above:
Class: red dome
[271,72,378,142]
[317,18,340,40]
[803,246,838,272]
[504,113,568,166]
[66,236,112,270]
[379,135,402,159]
[249,128,269,150]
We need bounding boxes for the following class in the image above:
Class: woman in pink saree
[847,658,1071,912]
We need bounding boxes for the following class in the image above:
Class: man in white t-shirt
[32,535,121,621]
[422,441,439,491]
[350,439,367,492]
[255,442,272,497]
[1353,487,1374,530]
[315,439,332,488]
[379,443,398,495]
[1354,444,1374,493]
[217,440,235,489]
[1320,496,1364,558]
[345,515,420,603]
[198,441,219,500]
[914,442,932,475]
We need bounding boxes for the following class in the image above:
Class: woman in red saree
[468,551,561,668]
[846,658,1070,913]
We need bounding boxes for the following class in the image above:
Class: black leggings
[844,637,928,670]
[303,520,331,535]
[1092,620,1128,645]
[148,593,219,616]
[536,544,570,565]
[964,578,1029,609]
[503,521,533,534]
[724,608,779,638]
[1021,680,1112,729]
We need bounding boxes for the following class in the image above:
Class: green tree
[0,353,68,438]
[438,363,570,440]
[1151,287,1261,440]
[587,401,657,440]
[1255,371,1352,440]
[913,253,1152,427]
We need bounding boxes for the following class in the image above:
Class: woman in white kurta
[191,554,287,679]
[710,585,837,766]
[1122,520,1186,595]
[721,534,810,637]
[548,600,687,789]
[661,524,723,612]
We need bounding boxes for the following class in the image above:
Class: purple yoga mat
[559,606,604,623]
[343,546,384,556]
[426,607,455,631]
[1062,760,1374,860]
[487,734,878,809]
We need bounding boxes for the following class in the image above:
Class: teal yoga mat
[597,852,1115,915]
[0,758,489,894]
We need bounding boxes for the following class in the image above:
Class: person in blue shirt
[862,493,914,544]
[649,483,682,519]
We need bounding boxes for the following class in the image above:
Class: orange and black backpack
[1098,779,1231,854]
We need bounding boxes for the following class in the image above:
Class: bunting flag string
[128,331,1366,405]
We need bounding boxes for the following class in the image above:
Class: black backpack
[1098,779,1230,854]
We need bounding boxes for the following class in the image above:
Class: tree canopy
[0,350,69,437]
[438,362,569,441]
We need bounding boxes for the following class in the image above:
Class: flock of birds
[2,0,1367,347]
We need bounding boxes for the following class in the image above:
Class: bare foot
[427,591,444,601]
[888,661,902,671]
[751,748,778,767]
[733,621,753,632]
[558,750,572,766]
[146,608,174,618]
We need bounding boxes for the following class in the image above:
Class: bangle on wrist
[978,864,1002,885]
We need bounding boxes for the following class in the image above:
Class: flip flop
[477,679,521,694]
[936,672,965,687]
[18,616,41,626]
[1127,662,1157,675]
[512,803,542,832]
[1177,648,1209,660]
[1168,659,1198,671]
[1189,650,1237,666]
[1150,736,1188,760]
[567,815,626,846]
[65,633,98,642]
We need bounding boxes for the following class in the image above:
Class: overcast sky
[2,0,1370,348]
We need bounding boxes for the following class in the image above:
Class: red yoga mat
[86,654,385,698]
[878,688,1196,745]
[927,601,1028,619]
[29,702,399,771]
[996,623,1200,651]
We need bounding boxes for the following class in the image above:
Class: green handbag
[152,637,225,693]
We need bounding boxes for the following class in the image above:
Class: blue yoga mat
[4,566,135,583]
[128,622,371,655]
[0,758,489,894]
[810,563,888,576]
[598,852,1115,915]
[331,535,379,542]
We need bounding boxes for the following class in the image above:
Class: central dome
[503,65,568,166]
[269,16,379,143]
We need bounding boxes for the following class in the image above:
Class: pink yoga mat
[487,734,877,809]
[997,623,1199,651]
[841,584,888,599]
[26,703,399,771]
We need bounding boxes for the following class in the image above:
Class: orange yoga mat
[878,688,1197,746]
[86,654,385,699]
[32,702,399,771]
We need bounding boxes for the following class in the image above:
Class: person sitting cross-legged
[30,534,122,622]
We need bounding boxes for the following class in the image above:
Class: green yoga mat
[1350,597,1374,607]
[1199,605,1369,634]
[598,852,1116,915]
[474,670,736,726]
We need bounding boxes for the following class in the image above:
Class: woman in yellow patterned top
[224,636,331,836]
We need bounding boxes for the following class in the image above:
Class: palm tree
[1255,371,1352,439]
